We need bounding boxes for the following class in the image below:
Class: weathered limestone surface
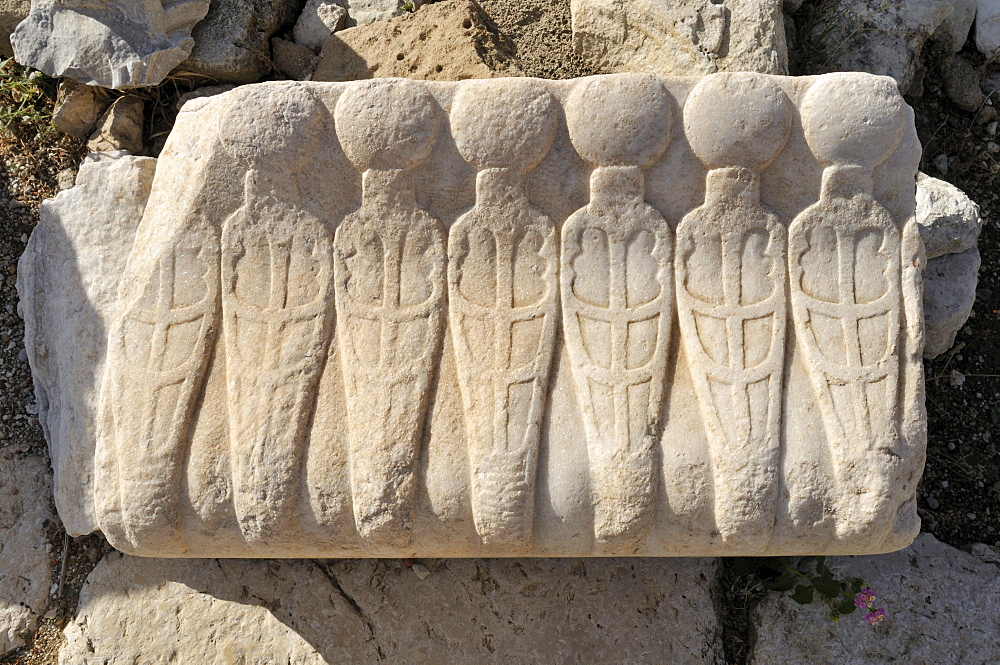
[294,0,347,52]
[10,0,211,89]
[0,454,52,657]
[60,553,721,664]
[750,534,1000,665]
[0,0,29,59]
[571,0,788,76]
[798,0,953,94]
[976,0,1000,56]
[312,0,520,82]
[18,152,156,536]
[19,72,926,557]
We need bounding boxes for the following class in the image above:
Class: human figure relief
[448,80,559,549]
[675,73,792,552]
[562,74,674,551]
[333,80,447,549]
[218,88,334,547]
[789,74,909,545]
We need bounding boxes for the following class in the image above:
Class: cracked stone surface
[60,554,722,664]
[750,533,1000,665]
[20,72,926,557]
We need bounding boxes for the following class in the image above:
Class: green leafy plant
[730,556,872,623]
[400,1,415,11]
[0,59,57,133]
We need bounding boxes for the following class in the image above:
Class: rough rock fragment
[272,37,319,80]
[916,172,983,259]
[933,0,977,52]
[180,0,302,84]
[11,0,211,89]
[976,0,1000,56]
[571,0,789,76]
[342,0,422,26]
[943,54,985,112]
[0,0,29,59]
[313,0,520,81]
[87,96,145,154]
[801,0,953,93]
[52,79,109,141]
[0,454,51,657]
[294,0,348,52]
[923,247,980,358]
[750,534,1000,665]
[17,152,157,536]
[60,554,721,664]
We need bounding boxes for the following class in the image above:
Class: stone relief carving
[20,73,926,557]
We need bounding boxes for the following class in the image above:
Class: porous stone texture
[571,0,789,76]
[86,96,145,155]
[0,0,29,59]
[976,0,1000,56]
[312,0,520,81]
[10,0,211,89]
[21,72,926,557]
[179,0,302,84]
[272,36,319,80]
[17,152,157,536]
[342,0,421,26]
[60,554,721,664]
[943,55,985,112]
[750,534,1000,665]
[924,247,981,358]
[0,454,52,657]
[51,79,108,142]
[294,0,347,52]
[916,172,983,260]
[801,0,953,94]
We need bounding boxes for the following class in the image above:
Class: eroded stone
[11,0,210,89]
[20,72,926,557]
[571,0,788,76]
[60,554,721,664]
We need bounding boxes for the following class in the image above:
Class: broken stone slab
[312,0,520,82]
[916,172,982,260]
[51,79,109,142]
[294,0,348,52]
[800,0,953,94]
[0,453,52,657]
[17,152,157,537]
[272,37,319,81]
[933,0,977,52]
[976,0,1000,57]
[20,72,926,557]
[342,0,424,26]
[60,553,721,663]
[11,0,210,89]
[923,247,980,359]
[571,0,789,76]
[179,0,301,84]
[750,533,1000,665]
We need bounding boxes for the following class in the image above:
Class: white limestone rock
[0,454,52,657]
[916,172,982,260]
[60,554,721,664]
[294,0,348,52]
[17,152,157,536]
[976,0,1000,56]
[10,0,210,89]
[22,73,926,557]
[571,0,789,76]
[343,0,423,26]
[86,96,145,155]
[933,0,977,52]
[923,247,980,358]
[750,534,1000,665]
[802,0,953,94]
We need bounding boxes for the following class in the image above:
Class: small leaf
[791,585,815,605]
[763,573,796,592]
[813,575,842,598]
[838,598,858,615]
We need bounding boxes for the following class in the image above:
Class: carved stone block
[19,72,926,557]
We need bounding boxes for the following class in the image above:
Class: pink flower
[864,607,887,625]
[855,587,877,608]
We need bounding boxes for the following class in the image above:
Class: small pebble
[948,442,956,450]
[941,480,949,489]
[412,563,430,580]
[927,497,940,510]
